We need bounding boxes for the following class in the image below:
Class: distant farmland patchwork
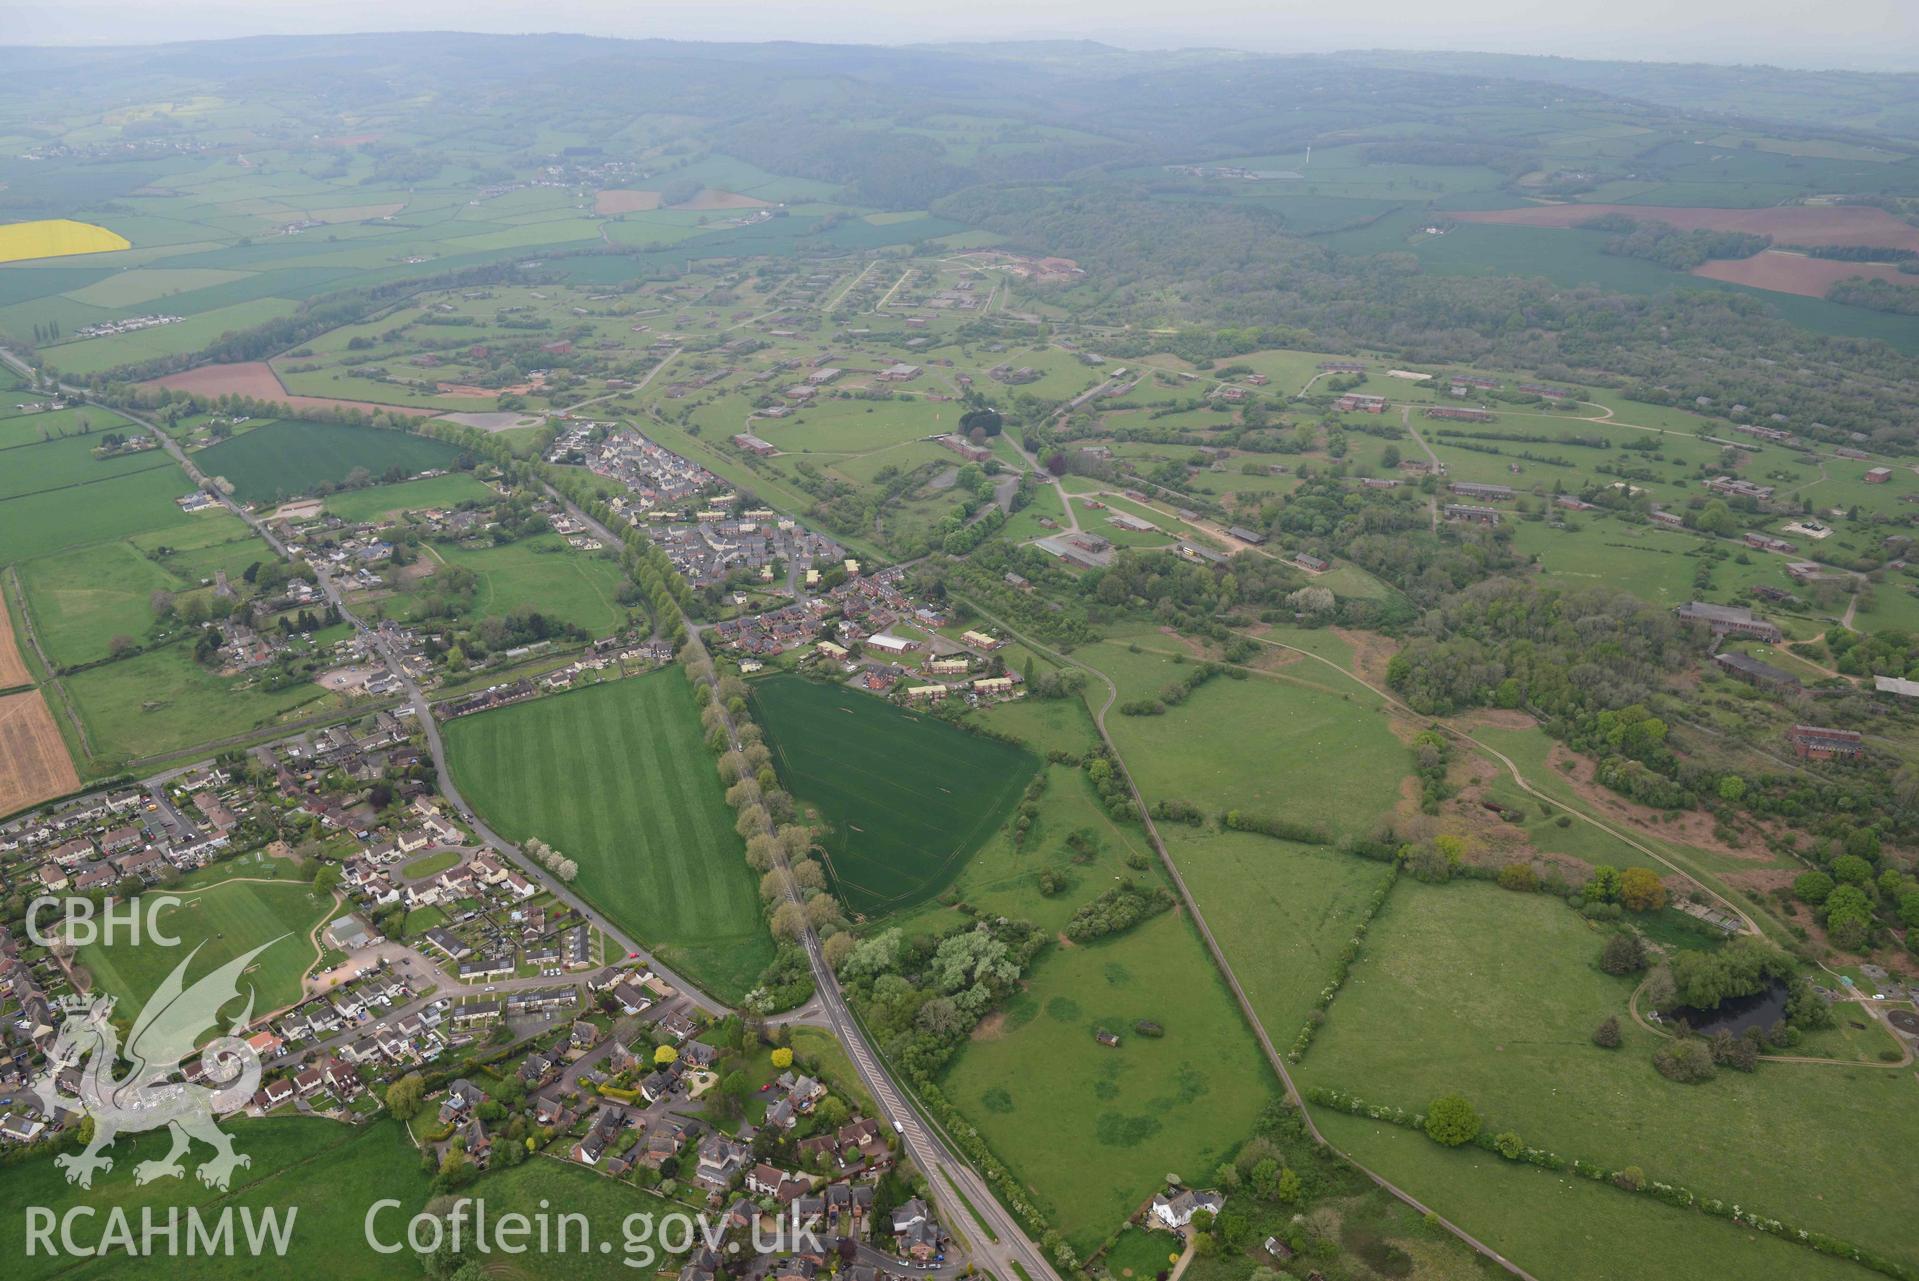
[443,671,771,1001]
[751,673,1038,917]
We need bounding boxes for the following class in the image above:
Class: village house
[1150,1187,1226,1231]
[891,1198,942,1262]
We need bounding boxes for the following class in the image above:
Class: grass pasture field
[1090,637,1409,840]
[443,671,771,1001]
[940,909,1275,1256]
[0,456,198,564]
[16,540,181,667]
[0,430,181,505]
[0,690,81,817]
[424,535,629,637]
[65,641,336,766]
[74,876,335,1025]
[146,360,444,418]
[41,298,302,377]
[0,1118,432,1281]
[192,420,467,504]
[750,673,1039,917]
[1299,880,1919,1278]
[320,471,494,522]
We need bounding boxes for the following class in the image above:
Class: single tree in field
[1422,1093,1480,1147]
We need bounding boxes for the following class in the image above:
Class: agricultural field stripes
[443,671,772,1001]
[750,673,1039,916]
[191,420,467,504]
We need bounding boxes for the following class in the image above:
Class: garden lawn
[750,673,1039,917]
[74,877,334,1025]
[443,670,770,1002]
[1299,879,1919,1276]
[940,910,1274,1257]
[192,420,465,504]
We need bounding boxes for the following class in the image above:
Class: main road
[544,481,1065,1281]
[11,341,1061,1280]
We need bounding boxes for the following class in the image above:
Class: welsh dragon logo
[31,938,282,1190]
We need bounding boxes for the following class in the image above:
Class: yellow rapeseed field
[0,218,130,264]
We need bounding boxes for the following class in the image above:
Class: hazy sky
[10,0,1918,72]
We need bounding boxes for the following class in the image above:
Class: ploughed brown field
[674,187,769,210]
[594,188,662,214]
[0,590,30,690]
[0,690,80,816]
[144,361,438,416]
[1692,250,1919,298]
[1456,202,1919,253]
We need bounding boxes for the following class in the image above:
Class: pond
[1666,980,1789,1037]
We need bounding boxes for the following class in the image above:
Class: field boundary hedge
[1288,862,1399,1062]
[1307,1085,1916,1281]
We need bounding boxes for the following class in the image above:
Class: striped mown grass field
[443,669,770,1001]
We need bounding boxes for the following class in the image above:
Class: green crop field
[750,673,1039,917]
[192,421,466,505]
[941,910,1275,1256]
[443,670,771,1001]
[1299,880,1919,1277]
[0,1118,432,1281]
[0,461,200,567]
[74,877,334,1024]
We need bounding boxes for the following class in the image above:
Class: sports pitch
[74,877,334,1025]
[750,673,1039,917]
